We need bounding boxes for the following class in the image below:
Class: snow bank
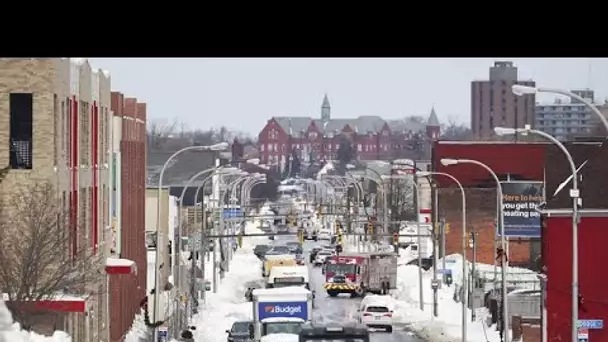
[191,221,267,342]
[0,300,72,342]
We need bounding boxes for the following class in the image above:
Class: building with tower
[257,95,440,171]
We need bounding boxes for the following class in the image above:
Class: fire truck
[322,252,398,297]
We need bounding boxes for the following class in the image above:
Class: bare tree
[147,118,178,150]
[388,175,416,223]
[0,182,104,329]
[441,117,472,140]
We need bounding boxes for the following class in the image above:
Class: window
[9,93,33,169]
[357,144,362,152]
[268,144,273,152]
[260,144,264,152]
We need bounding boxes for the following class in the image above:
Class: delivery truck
[251,286,313,341]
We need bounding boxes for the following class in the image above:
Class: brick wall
[437,187,531,265]
[109,93,147,342]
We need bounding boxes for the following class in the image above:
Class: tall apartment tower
[471,61,536,140]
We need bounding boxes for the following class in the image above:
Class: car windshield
[318,252,331,256]
[263,322,302,335]
[326,264,356,274]
[231,321,251,333]
[271,246,290,253]
[364,306,389,313]
[255,245,270,251]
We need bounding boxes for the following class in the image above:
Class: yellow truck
[262,254,296,278]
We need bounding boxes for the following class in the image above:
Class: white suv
[358,296,395,333]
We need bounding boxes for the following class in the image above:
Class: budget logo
[263,304,303,316]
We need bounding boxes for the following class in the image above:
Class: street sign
[439,269,452,275]
[223,208,243,219]
[158,327,168,342]
[578,320,604,329]
[578,328,589,342]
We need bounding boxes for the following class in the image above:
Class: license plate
[374,316,381,320]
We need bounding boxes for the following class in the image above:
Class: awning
[2,293,87,313]
[105,257,137,275]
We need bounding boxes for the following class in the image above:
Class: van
[358,295,395,333]
[262,255,296,277]
[267,266,310,289]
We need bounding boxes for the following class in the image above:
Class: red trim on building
[71,97,79,258]
[35,300,86,313]
[92,102,99,254]
[105,265,135,275]
[419,208,432,214]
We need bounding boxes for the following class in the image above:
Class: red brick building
[431,141,548,266]
[108,92,147,342]
[258,95,441,170]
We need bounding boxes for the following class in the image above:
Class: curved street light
[441,157,509,342]
[419,171,468,342]
[153,142,228,341]
[495,125,580,342]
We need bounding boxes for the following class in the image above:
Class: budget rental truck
[252,286,313,341]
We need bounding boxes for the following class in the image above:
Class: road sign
[223,208,243,219]
[439,269,452,275]
[158,326,168,342]
[578,320,604,329]
[578,328,589,342]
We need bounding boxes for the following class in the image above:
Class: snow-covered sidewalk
[191,220,267,342]
[0,300,72,342]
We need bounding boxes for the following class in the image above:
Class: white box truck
[252,286,313,341]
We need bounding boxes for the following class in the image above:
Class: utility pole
[431,182,439,317]
[470,231,477,321]
[440,217,446,278]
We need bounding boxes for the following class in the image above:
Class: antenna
[587,60,592,89]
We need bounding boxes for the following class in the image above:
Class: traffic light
[337,230,343,244]
[335,221,342,234]
[445,223,451,234]
[298,229,304,244]
[317,206,322,216]
[496,247,508,263]
[237,233,243,248]
[367,223,374,234]
[393,232,399,245]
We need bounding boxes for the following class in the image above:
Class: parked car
[226,320,254,341]
[268,245,291,255]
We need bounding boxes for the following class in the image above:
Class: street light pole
[495,125,580,342]
[441,158,506,342]
[153,142,228,342]
[419,171,467,342]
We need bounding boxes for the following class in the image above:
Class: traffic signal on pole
[335,221,342,234]
[337,230,343,244]
[298,229,304,244]
[317,206,322,216]
[237,233,243,248]
[368,223,373,234]
[445,222,451,234]
[393,232,399,245]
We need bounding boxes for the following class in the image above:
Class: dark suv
[226,320,254,342]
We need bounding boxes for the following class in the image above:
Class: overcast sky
[88,58,608,136]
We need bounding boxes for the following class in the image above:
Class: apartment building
[0,58,112,340]
[535,89,596,141]
[471,61,536,140]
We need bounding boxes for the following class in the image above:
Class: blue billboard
[258,301,308,320]
[500,181,543,238]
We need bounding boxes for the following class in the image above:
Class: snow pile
[316,162,334,179]
[191,221,267,342]
[0,300,72,342]
[391,253,520,342]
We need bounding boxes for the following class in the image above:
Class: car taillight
[363,313,372,317]
[383,313,393,317]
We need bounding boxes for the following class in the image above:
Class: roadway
[271,233,426,342]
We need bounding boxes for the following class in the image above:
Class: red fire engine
[322,252,398,297]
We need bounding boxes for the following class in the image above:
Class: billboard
[500,181,543,238]
[257,301,308,320]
